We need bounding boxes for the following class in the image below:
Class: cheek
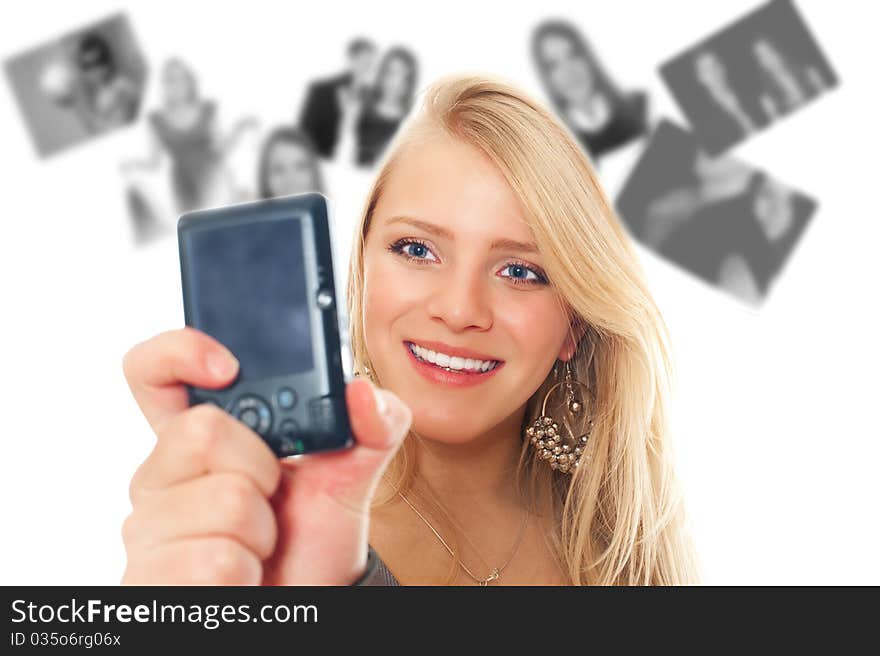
[361,256,415,366]
[494,298,569,376]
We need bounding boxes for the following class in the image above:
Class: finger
[122,327,240,433]
[130,404,281,502]
[337,378,412,492]
[124,473,277,560]
[123,536,261,586]
[281,377,411,504]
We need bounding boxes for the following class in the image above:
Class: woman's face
[265,140,316,198]
[162,63,193,105]
[379,56,410,103]
[362,132,578,445]
[537,33,595,105]
[753,178,794,241]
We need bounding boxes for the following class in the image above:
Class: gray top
[359,546,400,586]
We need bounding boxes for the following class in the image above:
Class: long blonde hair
[346,73,699,585]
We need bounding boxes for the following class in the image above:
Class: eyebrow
[384,215,540,254]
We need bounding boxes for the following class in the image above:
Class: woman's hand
[120,327,411,585]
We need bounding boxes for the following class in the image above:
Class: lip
[403,341,504,388]
[403,339,503,363]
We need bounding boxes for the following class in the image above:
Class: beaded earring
[525,358,595,474]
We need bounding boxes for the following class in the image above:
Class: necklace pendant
[480,568,501,586]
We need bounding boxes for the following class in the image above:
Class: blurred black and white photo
[354,47,418,167]
[531,19,648,162]
[4,13,146,157]
[660,0,838,155]
[257,125,325,199]
[120,58,258,244]
[616,120,815,307]
[297,37,418,168]
[298,38,377,160]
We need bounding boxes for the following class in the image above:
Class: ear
[558,315,587,362]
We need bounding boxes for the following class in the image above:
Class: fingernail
[207,349,239,379]
[373,385,389,417]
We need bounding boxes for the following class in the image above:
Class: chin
[406,405,486,445]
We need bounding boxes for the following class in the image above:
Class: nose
[425,263,493,333]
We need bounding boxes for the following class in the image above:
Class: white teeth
[407,342,499,373]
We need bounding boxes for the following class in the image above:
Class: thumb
[299,377,410,512]
[345,377,411,456]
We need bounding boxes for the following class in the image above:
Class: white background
[0,0,877,585]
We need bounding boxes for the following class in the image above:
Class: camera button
[280,419,299,437]
[231,395,273,436]
[240,408,260,430]
[278,420,304,456]
[309,396,341,432]
[316,289,334,309]
[277,387,297,410]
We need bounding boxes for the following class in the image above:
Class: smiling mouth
[404,341,502,374]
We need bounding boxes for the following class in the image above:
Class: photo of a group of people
[617,121,815,306]
[4,13,146,157]
[615,0,835,307]
[660,0,837,155]
[119,37,418,244]
[299,38,418,167]
[3,0,838,308]
[4,17,419,244]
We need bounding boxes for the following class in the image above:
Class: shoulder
[310,74,350,95]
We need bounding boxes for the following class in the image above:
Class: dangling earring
[525,358,595,474]
[358,364,375,381]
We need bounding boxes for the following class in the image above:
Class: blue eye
[387,239,548,287]
[499,263,546,286]
[388,238,438,264]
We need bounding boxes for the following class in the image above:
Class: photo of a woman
[616,120,814,308]
[120,75,697,585]
[659,172,813,306]
[121,58,258,242]
[531,20,648,162]
[355,46,418,167]
[257,126,325,199]
[147,58,258,212]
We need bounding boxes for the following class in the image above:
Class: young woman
[531,20,647,162]
[257,126,325,199]
[122,58,256,214]
[121,74,697,585]
[355,47,418,167]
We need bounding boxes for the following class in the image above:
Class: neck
[409,406,527,509]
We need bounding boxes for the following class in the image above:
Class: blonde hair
[346,73,699,585]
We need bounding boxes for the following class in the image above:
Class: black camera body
[178,192,354,458]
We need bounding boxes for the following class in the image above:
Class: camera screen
[184,217,315,380]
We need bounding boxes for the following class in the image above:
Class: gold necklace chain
[397,491,529,586]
